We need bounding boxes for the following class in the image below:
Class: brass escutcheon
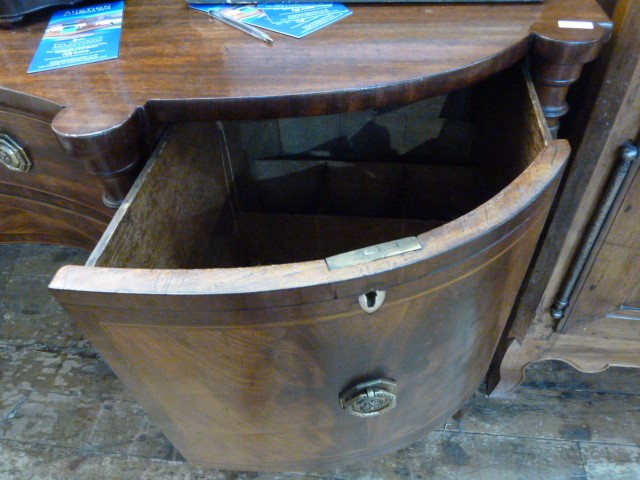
[0,133,31,173]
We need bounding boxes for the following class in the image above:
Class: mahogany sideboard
[1,0,611,471]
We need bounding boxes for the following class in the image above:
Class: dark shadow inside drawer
[88,65,548,270]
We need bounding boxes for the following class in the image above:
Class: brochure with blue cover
[190,3,352,38]
[188,0,540,4]
[28,1,124,74]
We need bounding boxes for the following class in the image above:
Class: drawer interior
[88,65,550,270]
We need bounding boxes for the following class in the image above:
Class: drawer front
[0,101,111,248]
[57,195,554,470]
[50,66,570,470]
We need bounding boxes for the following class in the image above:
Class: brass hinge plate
[326,236,422,270]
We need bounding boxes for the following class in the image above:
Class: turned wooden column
[531,21,612,137]
[52,106,163,208]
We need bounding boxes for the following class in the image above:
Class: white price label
[558,20,595,30]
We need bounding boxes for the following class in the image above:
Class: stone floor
[1,243,640,480]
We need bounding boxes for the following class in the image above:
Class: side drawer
[0,91,112,248]
[49,66,570,471]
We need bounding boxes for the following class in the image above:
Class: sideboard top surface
[0,0,610,135]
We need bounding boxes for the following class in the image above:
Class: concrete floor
[1,243,640,479]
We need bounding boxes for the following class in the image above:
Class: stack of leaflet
[190,3,353,38]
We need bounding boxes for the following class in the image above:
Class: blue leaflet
[191,3,352,38]
[28,1,124,74]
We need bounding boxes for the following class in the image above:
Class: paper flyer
[190,3,352,38]
[28,1,124,74]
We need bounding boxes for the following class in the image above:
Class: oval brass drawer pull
[339,379,397,417]
[0,133,31,173]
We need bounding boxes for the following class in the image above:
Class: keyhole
[365,291,377,308]
[359,289,386,313]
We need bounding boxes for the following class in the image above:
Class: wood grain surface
[0,0,610,136]
[0,0,610,207]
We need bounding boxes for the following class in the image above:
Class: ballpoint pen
[208,9,274,45]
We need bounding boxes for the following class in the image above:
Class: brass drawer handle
[0,133,32,173]
[339,379,397,417]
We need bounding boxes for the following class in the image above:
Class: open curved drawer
[49,66,570,471]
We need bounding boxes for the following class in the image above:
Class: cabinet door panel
[562,153,640,339]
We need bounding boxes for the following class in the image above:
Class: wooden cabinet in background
[490,0,640,396]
